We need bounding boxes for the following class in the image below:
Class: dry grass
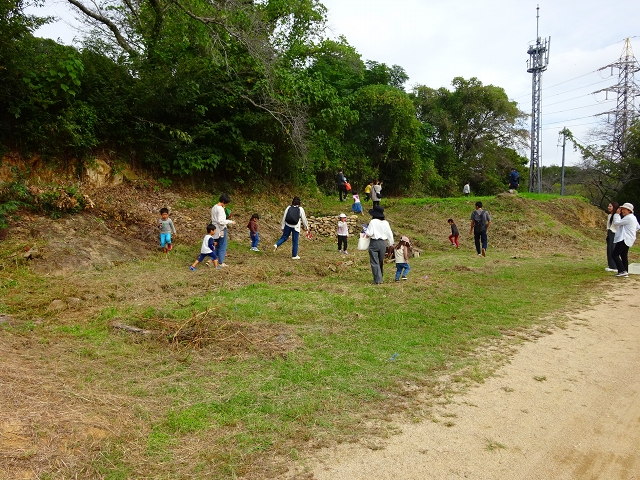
[0,186,625,479]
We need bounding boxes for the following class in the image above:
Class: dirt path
[303,282,640,480]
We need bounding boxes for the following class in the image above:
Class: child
[351,191,363,215]
[448,218,459,248]
[364,181,373,201]
[190,224,219,270]
[394,236,412,281]
[158,208,176,254]
[337,213,349,255]
[247,213,260,251]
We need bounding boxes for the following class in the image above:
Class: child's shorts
[197,252,218,263]
[160,233,172,247]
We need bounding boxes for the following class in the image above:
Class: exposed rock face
[84,159,123,188]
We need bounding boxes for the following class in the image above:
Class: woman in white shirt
[611,202,639,277]
[210,193,236,266]
[365,206,394,284]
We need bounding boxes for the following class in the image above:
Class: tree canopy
[1,1,533,197]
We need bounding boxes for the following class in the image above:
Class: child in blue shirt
[190,224,219,270]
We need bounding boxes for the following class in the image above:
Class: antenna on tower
[526,5,550,193]
[593,38,640,161]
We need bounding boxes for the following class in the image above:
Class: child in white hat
[394,236,412,281]
[337,213,349,255]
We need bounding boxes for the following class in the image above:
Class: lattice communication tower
[594,39,640,161]
[526,6,550,193]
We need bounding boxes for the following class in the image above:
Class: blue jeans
[216,229,228,264]
[395,263,410,280]
[276,225,300,257]
[474,231,488,254]
[250,232,259,249]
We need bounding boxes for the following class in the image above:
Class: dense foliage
[1,0,531,196]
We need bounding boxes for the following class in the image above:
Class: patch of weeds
[91,442,131,479]
[533,375,547,382]
[485,438,506,451]
[501,386,514,392]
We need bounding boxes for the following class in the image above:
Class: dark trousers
[338,185,347,201]
[337,235,348,251]
[369,239,387,284]
[474,231,488,254]
[612,241,629,273]
[606,230,617,269]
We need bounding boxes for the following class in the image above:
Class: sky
[30,0,640,167]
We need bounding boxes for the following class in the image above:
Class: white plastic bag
[357,235,370,251]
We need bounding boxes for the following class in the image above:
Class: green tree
[412,77,528,195]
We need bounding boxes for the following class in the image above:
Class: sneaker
[450,243,455,246]
[615,271,628,277]
[253,247,260,252]
[167,243,173,251]
[219,263,228,267]
[205,261,212,267]
[292,256,301,260]
[344,250,348,255]
[478,254,482,256]
[401,276,408,280]
[273,244,278,251]
[189,266,196,271]
[395,279,400,282]
[605,268,617,272]
[481,247,486,257]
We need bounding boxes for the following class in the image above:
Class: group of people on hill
[157,186,637,284]
[335,169,383,212]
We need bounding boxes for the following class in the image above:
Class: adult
[371,180,383,207]
[274,196,310,260]
[335,169,347,202]
[365,206,394,284]
[508,168,520,190]
[611,202,639,277]
[605,201,620,272]
[470,201,491,257]
[463,182,470,197]
[210,193,236,266]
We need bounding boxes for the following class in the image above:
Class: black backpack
[285,206,301,225]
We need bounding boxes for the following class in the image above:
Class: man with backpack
[470,201,491,257]
[509,168,520,191]
[336,169,347,201]
[274,196,310,260]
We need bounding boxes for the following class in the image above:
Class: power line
[541,121,600,131]
[544,99,615,116]
[512,69,601,100]
[543,114,597,126]
[543,91,613,108]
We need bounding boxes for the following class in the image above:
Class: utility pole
[594,38,640,162]
[559,128,567,196]
[526,5,550,193]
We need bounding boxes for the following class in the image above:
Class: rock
[47,299,66,311]
[22,248,41,259]
[84,158,123,188]
[0,314,14,324]
[66,297,82,307]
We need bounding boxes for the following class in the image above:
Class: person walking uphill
[336,169,347,202]
[365,206,394,284]
[470,201,491,257]
[274,196,310,260]
[211,193,236,266]
[611,202,639,277]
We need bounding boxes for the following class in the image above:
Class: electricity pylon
[526,5,550,193]
[594,38,640,162]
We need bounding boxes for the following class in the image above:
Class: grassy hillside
[0,185,636,479]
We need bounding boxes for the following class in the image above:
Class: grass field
[1,190,636,479]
